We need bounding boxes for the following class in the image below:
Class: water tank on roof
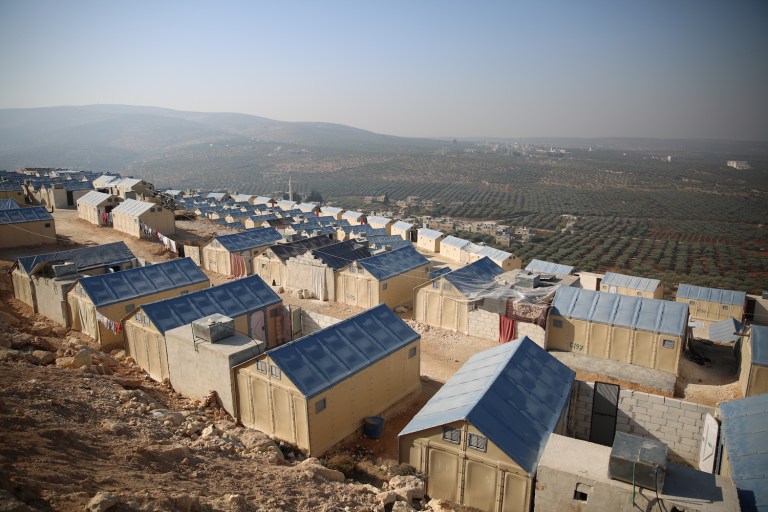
[515,272,540,289]
[191,314,235,343]
[608,432,667,491]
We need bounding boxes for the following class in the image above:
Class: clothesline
[96,311,122,335]
[140,221,178,254]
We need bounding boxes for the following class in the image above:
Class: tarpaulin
[499,315,516,343]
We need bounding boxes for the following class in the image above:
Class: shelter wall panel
[236,372,254,426]
[463,459,498,512]
[748,367,768,397]
[609,326,632,362]
[426,292,441,326]
[631,331,655,368]
[443,298,458,331]
[655,335,680,374]
[271,386,296,445]
[546,316,574,351]
[427,448,460,503]
[588,323,610,358]
[501,472,528,512]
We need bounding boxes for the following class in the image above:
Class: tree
[307,189,323,203]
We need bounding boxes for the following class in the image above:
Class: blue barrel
[363,416,384,439]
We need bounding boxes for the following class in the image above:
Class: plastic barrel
[363,416,384,439]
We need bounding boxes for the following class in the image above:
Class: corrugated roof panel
[418,228,443,240]
[321,206,344,216]
[269,236,336,261]
[78,258,208,307]
[268,304,419,398]
[141,274,281,334]
[399,337,575,476]
[707,318,744,344]
[213,227,282,252]
[552,288,688,336]
[357,245,429,281]
[443,257,504,296]
[603,272,660,292]
[111,198,156,217]
[16,241,135,274]
[312,240,372,270]
[391,221,414,231]
[92,175,121,188]
[77,190,115,207]
[276,200,296,210]
[430,267,452,280]
[0,206,53,225]
[342,211,364,221]
[366,235,412,250]
[677,283,746,306]
[367,216,391,227]
[470,245,515,263]
[752,325,768,366]
[720,394,768,512]
[525,259,574,275]
[441,236,471,249]
[0,199,20,210]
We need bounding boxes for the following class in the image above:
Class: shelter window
[315,398,326,413]
[468,433,488,452]
[135,313,143,323]
[432,282,441,289]
[636,291,642,296]
[382,283,388,290]
[270,365,282,380]
[442,426,461,445]
[662,339,675,349]
[44,223,51,228]
[408,347,417,358]
[124,303,135,313]
[553,319,564,328]
[689,300,696,305]
[722,305,729,310]
[573,483,592,501]
[261,263,267,269]
[256,360,267,373]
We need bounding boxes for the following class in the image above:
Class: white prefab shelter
[77,190,121,226]
[235,304,421,456]
[440,236,471,262]
[366,215,392,233]
[676,283,746,323]
[548,287,689,375]
[391,221,415,241]
[416,228,445,253]
[601,271,663,299]
[112,199,175,238]
[320,206,344,220]
[399,337,575,512]
[342,210,364,224]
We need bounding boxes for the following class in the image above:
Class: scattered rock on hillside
[87,491,119,512]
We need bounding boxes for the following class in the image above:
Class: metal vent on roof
[191,314,235,343]
[608,432,667,491]
[52,262,77,278]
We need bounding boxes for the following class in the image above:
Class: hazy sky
[1,1,767,140]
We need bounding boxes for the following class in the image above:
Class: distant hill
[0,105,447,171]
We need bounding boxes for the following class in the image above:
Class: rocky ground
[0,207,743,511]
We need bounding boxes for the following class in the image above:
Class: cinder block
[633,406,649,416]
[660,425,679,436]
[679,437,699,448]
[663,409,682,420]
[684,410,704,420]
[621,398,638,407]
[633,414,651,423]
[678,415,698,427]
[679,401,704,412]
[663,398,683,408]
[616,423,632,433]
[666,420,684,430]
[651,404,669,413]
[648,394,665,404]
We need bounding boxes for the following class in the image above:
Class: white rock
[87,491,119,512]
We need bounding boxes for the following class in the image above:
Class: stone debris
[426,498,457,511]
[388,474,426,503]
[87,491,119,512]
[297,457,346,482]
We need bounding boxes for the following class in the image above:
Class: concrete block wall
[300,310,341,336]
[570,381,714,467]
[467,309,499,341]
[516,321,546,349]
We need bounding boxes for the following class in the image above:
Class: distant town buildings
[727,160,751,170]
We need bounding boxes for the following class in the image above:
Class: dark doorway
[589,381,620,446]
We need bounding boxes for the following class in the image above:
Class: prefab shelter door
[249,310,265,341]
[589,381,620,446]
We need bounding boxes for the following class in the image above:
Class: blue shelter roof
[525,259,574,275]
[366,235,412,250]
[399,337,575,476]
[268,304,419,399]
[677,283,746,306]
[443,257,504,297]
[268,235,336,261]
[720,394,768,512]
[78,258,208,307]
[602,272,661,293]
[140,275,281,334]
[0,206,52,225]
[15,241,135,275]
[312,240,372,270]
[0,199,20,210]
[357,245,429,281]
[213,227,282,252]
[751,325,768,367]
[551,287,688,337]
